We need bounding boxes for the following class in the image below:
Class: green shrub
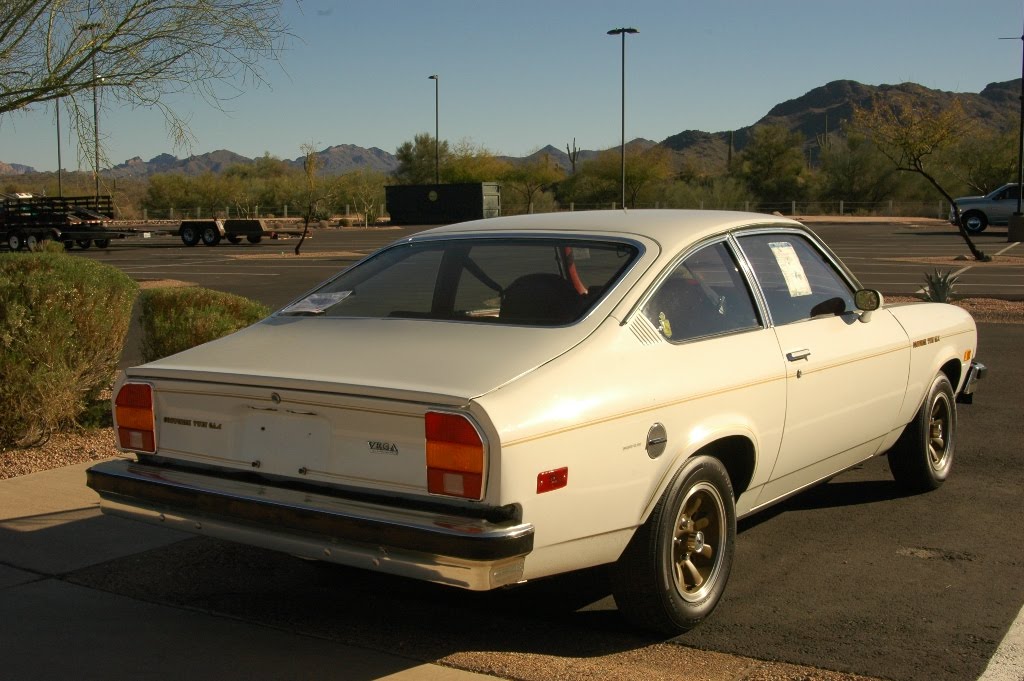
[32,239,68,254]
[0,251,138,448]
[140,287,270,363]
[920,269,959,303]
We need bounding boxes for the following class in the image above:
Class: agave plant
[920,269,959,303]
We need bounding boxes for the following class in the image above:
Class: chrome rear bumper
[87,460,534,590]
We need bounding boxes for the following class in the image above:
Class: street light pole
[1015,24,1023,216]
[79,19,104,201]
[92,55,101,201]
[428,74,439,185]
[56,98,63,197]
[607,27,638,209]
[1001,16,1024,241]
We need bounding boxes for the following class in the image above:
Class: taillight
[425,411,484,499]
[115,383,156,453]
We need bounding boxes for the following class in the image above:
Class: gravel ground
[0,428,121,480]
[887,296,1024,324]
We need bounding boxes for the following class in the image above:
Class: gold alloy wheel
[672,480,725,603]
[928,391,953,470]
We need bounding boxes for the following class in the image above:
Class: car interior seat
[500,273,584,325]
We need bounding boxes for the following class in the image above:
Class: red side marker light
[537,467,568,494]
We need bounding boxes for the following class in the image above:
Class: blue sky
[3,0,1023,172]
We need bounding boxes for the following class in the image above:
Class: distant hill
[107,149,256,178]
[0,161,36,175]
[3,79,1020,178]
[501,140,657,173]
[97,144,398,178]
[285,144,399,175]
[661,79,1021,174]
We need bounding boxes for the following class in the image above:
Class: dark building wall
[385,183,501,225]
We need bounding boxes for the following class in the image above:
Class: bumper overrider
[957,361,987,404]
[86,460,534,590]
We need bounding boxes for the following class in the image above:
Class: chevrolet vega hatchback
[88,210,985,634]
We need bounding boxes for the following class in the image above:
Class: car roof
[414,209,805,252]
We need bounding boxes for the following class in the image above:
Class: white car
[88,210,985,634]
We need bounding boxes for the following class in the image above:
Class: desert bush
[0,252,137,448]
[31,239,68,254]
[140,287,270,362]
[920,269,959,303]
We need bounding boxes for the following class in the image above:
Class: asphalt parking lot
[50,217,1024,309]
[3,216,1022,680]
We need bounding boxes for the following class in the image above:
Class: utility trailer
[178,218,272,246]
[1,193,134,250]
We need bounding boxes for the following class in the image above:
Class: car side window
[643,241,761,342]
[737,233,855,326]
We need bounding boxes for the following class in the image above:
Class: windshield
[280,237,640,326]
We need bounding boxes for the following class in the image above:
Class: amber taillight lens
[425,411,484,499]
[115,383,155,453]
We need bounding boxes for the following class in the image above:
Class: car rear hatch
[123,316,592,497]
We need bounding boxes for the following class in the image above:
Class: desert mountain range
[2,79,1019,178]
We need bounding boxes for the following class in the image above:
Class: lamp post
[428,74,439,185]
[607,27,638,209]
[56,97,63,197]
[92,60,101,201]
[80,20,103,201]
[1002,18,1024,242]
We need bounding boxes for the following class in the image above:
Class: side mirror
[854,289,883,323]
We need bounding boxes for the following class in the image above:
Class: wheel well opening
[695,436,756,497]
[940,358,962,392]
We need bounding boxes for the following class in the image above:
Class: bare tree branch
[853,94,991,262]
[1,0,292,165]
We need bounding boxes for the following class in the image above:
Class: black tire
[94,238,111,249]
[246,234,262,244]
[8,232,25,250]
[201,225,221,246]
[888,373,956,493]
[76,239,92,249]
[227,234,243,244]
[611,455,736,635]
[180,225,200,246]
[25,234,39,250]
[961,211,988,234]
[63,240,75,251]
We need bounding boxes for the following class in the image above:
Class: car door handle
[786,349,811,362]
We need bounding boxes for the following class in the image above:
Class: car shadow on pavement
[67,535,661,661]
[738,469,906,533]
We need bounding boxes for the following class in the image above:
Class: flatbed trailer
[177,218,273,246]
[1,194,137,250]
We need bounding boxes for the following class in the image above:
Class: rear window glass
[280,238,640,326]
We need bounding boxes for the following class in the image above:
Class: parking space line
[977,600,1024,680]
[125,271,279,277]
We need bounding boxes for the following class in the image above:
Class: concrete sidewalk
[0,461,498,681]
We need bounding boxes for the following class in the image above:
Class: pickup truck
[951,183,1021,233]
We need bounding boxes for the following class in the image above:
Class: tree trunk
[294,210,311,255]
[917,164,990,262]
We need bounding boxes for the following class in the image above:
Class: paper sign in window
[768,242,812,297]
[281,291,352,314]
